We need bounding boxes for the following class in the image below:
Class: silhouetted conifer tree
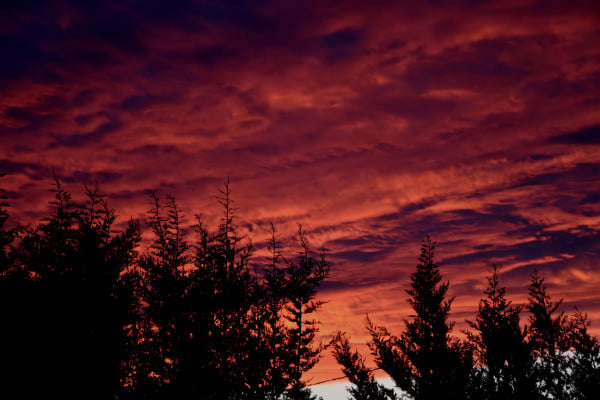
[332,331,398,400]
[261,223,294,399]
[0,172,18,271]
[526,269,568,399]
[526,269,600,399]
[0,172,27,393]
[366,235,471,400]
[282,224,329,400]
[562,308,600,399]
[527,270,566,351]
[4,175,140,399]
[179,180,264,399]
[465,265,534,399]
[118,180,329,400]
[119,191,190,399]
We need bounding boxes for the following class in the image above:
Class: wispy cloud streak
[1,0,600,380]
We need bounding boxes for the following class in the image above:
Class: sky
[1,0,600,391]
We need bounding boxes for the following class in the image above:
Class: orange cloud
[1,0,600,384]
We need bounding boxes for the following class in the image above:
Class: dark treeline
[1,175,599,399]
[333,237,600,400]
[0,175,328,400]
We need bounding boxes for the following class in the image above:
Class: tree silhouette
[366,235,471,400]
[526,269,569,399]
[0,172,28,395]
[282,224,330,400]
[261,222,295,399]
[562,308,600,399]
[465,265,533,399]
[526,269,600,399]
[0,171,19,271]
[4,176,140,399]
[527,270,566,352]
[118,191,190,399]
[5,173,600,400]
[117,180,329,400]
[332,331,398,400]
[180,180,266,399]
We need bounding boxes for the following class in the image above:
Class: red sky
[1,0,600,383]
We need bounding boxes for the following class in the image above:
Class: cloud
[1,0,600,382]
[553,125,600,145]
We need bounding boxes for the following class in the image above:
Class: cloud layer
[2,0,600,381]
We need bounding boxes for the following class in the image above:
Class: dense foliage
[1,175,598,399]
[0,176,328,400]
[334,238,600,400]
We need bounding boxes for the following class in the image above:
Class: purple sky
[1,0,600,381]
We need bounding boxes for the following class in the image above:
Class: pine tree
[562,309,600,399]
[7,176,140,399]
[261,223,296,399]
[283,224,330,400]
[120,191,191,399]
[182,179,262,399]
[527,270,566,352]
[1,176,333,399]
[367,235,471,400]
[0,172,28,394]
[526,269,568,399]
[526,270,600,399]
[133,179,331,400]
[0,171,19,272]
[465,265,533,399]
[332,331,398,400]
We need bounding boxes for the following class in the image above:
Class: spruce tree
[526,270,600,399]
[332,331,398,400]
[125,180,331,400]
[283,224,330,400]
[1,176,332,400]
[0,171,19,272]
[367,235,471,400]
[121,191,190,399]
[526,269,567,399]
[465,265,533,399]
[182,179,262,399]
[261,223,297,399]
[0,172,28,394]
[7,176,140,399]
[562,309,600,399]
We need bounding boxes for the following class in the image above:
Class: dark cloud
[552,125,600,145]
[320,27,363,62]
[441,228,600,269]
[4,105,53,127]
[52,118,122,147]
[0,34,41,80]
[515,163,600,189]
[61,169,122,185]
[72,89,101,107]
[1,95,66,131]
[194,45,238,67]
[70,49,116,67]
[1,0,600,384]
[118,93,179,112]
[322,28,362,48]
[116,144,184,158]
[0,160,47,178]
[580,193,600,205]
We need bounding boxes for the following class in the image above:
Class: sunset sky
[1,0,600,388]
